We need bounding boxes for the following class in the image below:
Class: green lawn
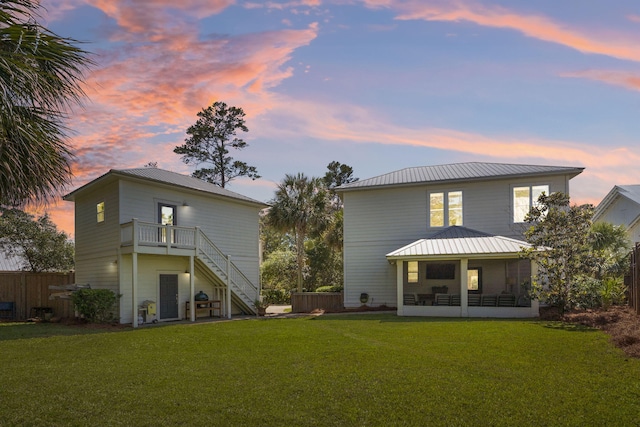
[2,315,639,426]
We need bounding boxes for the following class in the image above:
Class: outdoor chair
[0,302,16,320]
[449,294,461,306]
[467,294,481,306]
[497,294,516,307]
[481,294,497,306]
[434,293,450,306]
[403,293,417,306]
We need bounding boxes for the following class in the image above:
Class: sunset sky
[41,0,640,236]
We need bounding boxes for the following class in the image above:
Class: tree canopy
[0,0,92,206]
[266,173,330,292]
[174,101,259,187]
[0,208,74,272]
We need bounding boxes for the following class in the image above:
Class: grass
[2,315,640,426]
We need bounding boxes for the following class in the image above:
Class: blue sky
[42,0,640,234]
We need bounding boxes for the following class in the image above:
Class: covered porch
[387,227,539,318]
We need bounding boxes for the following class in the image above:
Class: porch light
[182,200,189,207]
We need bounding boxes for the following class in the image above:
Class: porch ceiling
[386,227,532,260]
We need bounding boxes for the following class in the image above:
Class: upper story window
[429,191,463,227]
[407,261,418,283]
[96,201,105,223]
[513,185,549,223]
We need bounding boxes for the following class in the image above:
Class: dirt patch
[544,306,640,358]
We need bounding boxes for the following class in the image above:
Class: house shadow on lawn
[0,320,133,342]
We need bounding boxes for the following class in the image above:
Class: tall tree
[266,173,330,292]
[323,161,358,209]
[0,208,74,272]
[0,0,92,206]
[174,101,259,187]
[521,192,594,313]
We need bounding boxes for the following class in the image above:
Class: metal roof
[337,162,584,191]
[65,168,267,207]
[594,184,640,220]
[386,226,532,259]
[0,247,24,271]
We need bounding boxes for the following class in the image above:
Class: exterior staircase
[121,220,259,315]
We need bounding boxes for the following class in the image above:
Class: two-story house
[336,162,584,318]
[64,168,267,326]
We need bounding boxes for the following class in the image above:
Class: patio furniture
[0,302,16,320]
[449,294,461,306]
[481,294,497,306]
[403,294,417,305]
[497,294,516,307]
[434,293,450,306]
[468,294,481,306]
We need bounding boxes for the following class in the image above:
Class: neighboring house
[64,168,267,326]
[593,185,640,244]
[0,246,24,272]
[336,162,584,318]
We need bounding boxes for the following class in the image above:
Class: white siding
[342,173,575,307]
[597,197,640,244]
[119,180,261,285]
[73,181,120,293]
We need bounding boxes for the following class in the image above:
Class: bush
[71,289,120,323]
[262,289,290,305]
[315,285,343,293]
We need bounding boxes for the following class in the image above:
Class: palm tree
[0,1,92,206]
[266,173,330,292]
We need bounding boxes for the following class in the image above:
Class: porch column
[460,258,468,317]
[132,252,139,328]
[189,255,195,322]
[226,255,232,319]
[396,260,404,316]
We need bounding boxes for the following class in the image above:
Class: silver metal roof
[338,162,584,191]
[0,248,24,271]
[386,226,532,259]
[65,168,267,207]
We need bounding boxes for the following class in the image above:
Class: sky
[39,0,640,236]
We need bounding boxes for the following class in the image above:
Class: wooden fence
[291,292,343,313]
[0,272,75,320]
[630,243,640,315]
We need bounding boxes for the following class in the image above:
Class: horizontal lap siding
[74,181,120,294]
[119,181,261,285]
[343,187,427,307]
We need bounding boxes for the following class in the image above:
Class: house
[593,185,640,244]
[336,162,584,317]
[64,168,267,326]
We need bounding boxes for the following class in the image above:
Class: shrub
[315,285,343,293]
[262,289,290,305]
[71,289,120,323]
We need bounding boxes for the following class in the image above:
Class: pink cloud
[364,0,640,63]
[562,70,640,92]
[256,97,640,205]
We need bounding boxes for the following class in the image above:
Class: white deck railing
[120,219,258,308]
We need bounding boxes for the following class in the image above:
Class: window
[429,191,463,227]
[96,202,105,223]
[407,261,418,283]
[513,185,549,222]
[467,268,482,293]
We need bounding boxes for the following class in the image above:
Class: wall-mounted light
[113,259,118,265]
[182,201,189,207]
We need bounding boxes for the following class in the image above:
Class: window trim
[96,201,105,223]
[428,190,463,228]
[512,184,549,223]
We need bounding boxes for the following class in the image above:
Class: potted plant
[253,299,269,316]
